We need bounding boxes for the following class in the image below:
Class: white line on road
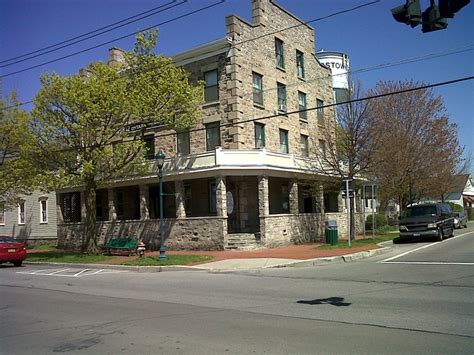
[46,268,71,275]
[380,230,474,263]
[73,269,91,277]
[380,261,474,266]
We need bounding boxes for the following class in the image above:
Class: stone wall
[58,217,226,251]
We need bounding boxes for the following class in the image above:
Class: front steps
[225,233,263,250]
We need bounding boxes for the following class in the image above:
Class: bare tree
[368,80,462,212]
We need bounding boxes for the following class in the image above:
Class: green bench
[104,238,137,256]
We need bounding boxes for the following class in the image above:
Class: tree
[27,30,203,254]
[315,81,376,241]
[0,92,36,208]
[368,80,462,212]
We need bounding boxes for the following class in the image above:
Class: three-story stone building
[58,0,347,250]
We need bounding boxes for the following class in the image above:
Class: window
[209,182,217,214]
[18,202,25,224]
[317,99,325,125]
[252,72,263,105]
[184,185,192,216]
[277,82,287,112]
[204,69,218,102]
[279,129,289,153]
[255,123,265,148]
[300,135,309,157]
[177,131,190,155]
[62,192,81,222]
[275,38,285,68]
[298,91,307,120]
[319,140,327,159]
[40,199,48,224]
[205,122,221,151]
[0,204,4,225]
[142,134,155,160]
[296,50,305,78]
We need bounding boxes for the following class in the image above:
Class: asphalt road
[1,225,473,354]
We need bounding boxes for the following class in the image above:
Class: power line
[0,0,185,68]
[149,75,474,140]
[0,0,226,79]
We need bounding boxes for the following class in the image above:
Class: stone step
[225,233,262,250]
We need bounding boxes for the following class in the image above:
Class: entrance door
[227,181,240,233]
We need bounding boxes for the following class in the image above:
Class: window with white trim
[18,201,25,225]
[40,199,48,224]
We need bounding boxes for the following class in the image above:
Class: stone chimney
[252,0,269,27]
[108,47,126,66]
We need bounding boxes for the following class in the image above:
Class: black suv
[399,203,454,241]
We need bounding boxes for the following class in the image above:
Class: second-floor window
[18,202,25,224]
[255,123,265,148]
[279,129,289,154]
[177,131,190,155]
[300,135,309,157]
[275,38,285,68]
[298,91,307,120]
[317,99,325,125]
[142,134,155,160]
[40,199,48,224]
[296,50,305,78]
[206,122,221,151]
[277,82,287,112]
[252,72,263,106]
[204,69,218,102]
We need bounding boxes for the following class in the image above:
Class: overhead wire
[0,0,186,68]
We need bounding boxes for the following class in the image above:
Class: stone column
[216,176,227,217]
[108,188,117,221]
[338,191,344,213]
[80,191,86,222]
[139,184,149,220]
[315,184,325,213]
[174,180,186,218]
[289,181,299,214]
[258,176,269,216]
[57,194,64,224]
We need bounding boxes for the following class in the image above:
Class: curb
[23,244,393,272]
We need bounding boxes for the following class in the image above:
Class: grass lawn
[120,255,214,266]
[315,233,399,250]
[26,252,119,264]
[26,251,214,266]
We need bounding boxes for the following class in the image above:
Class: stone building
[58,0,351,250]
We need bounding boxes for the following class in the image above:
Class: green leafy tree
[0,92,36,208]
[28,30,203,254]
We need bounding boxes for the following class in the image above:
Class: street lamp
[155,150,167,260]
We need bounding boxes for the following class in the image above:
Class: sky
[1,0,473,174]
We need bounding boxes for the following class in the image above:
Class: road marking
[380,230,474,264]
[17,268,127,278]
[380,261,474,266]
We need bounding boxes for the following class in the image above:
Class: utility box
[325,220,338,245]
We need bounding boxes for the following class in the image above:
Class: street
[1,226,473,354]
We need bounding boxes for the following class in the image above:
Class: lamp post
[155,150,167,260]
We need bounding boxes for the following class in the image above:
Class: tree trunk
[84,178,100,255]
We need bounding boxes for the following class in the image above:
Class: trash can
[325,220,338,245]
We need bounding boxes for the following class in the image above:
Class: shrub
[366,213,387,230]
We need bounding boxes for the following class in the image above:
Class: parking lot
[16,267,128,278]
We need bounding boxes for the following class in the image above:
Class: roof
[449,174,470,194]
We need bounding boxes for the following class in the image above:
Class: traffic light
[439,0,471,18]
[391,0,422,27]
[422,3,448,32]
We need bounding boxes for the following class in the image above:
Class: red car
[0,236,27,267]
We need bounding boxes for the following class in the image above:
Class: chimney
[108,47,126,66]
[252,0,269,27]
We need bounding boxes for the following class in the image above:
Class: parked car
[398,203,454,241]
[453,211,468,229]
[0,236,27,267]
